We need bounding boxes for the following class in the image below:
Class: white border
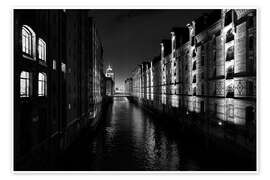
[11,7,259,174]
[1,0,268,178]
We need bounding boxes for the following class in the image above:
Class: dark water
[58,96,256,171]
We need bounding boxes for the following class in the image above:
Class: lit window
[53,60,57,70]
[22,25,36,57]
[226,46,234,61]
[38,38,46,61]
[38,72,47,96]
[226,29,234,43]
[61,62,66,73]
[226,65,234,79]
[20,71,31,97]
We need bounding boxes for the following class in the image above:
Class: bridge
[111,92,132,97]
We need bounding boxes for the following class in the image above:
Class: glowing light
[218,121,223,126]
[150,61,154,100]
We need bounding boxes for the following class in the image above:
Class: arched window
[38,72,47,96]
[38,38,46,61]
[20,71,31,97]
[22,25,36,57]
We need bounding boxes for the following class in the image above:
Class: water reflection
[86,97,181,170]
[58,96,255,171]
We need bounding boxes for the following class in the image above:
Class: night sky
[88,9,212,89]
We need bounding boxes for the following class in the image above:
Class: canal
[57,96,255,171]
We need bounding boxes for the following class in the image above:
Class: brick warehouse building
[14,10,104,170]
[129,9,256,153]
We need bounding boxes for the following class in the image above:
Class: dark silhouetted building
[14,9,104,170]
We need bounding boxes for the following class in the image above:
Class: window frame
[38,72,47,97]
[20,71,31,98]
[38,38,46,62]
[21,25,36,59]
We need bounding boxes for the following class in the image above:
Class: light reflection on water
[58,96,255,171]
[87,96,181,170]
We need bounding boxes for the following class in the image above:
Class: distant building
[124,78,133,95]
[105,77,114,96]
[105,65,115,81]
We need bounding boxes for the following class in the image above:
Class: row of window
[20,71,47,97]
[20,25,68,99]
[22,25,46,61]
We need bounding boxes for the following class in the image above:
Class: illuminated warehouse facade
[124,77,133,95]
[14,10,104,170]
[130,9,256,152]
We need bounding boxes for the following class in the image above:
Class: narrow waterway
[58,96,255,171]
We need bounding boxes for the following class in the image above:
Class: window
[248,15,254,28]
[226,65,234,79]
[22,25,35,57]
[191,36,195,46]
[249,36,254,51]
[193,75,196,83]
[61,62,66,73]
[226,29,234,43]
[192,61,197,70]
[226,46,234,61]
[201,56,205,66]
[213,68,216,78]
[200,101,204,113]
[53,60,57,70]
[193,87,196,96]
[20,71,31,97]
[213,50,216,62]
[192,49,196,57]
[38,38,46,61]
[247,81,254,96]
[38,72,47,96]
[224,10,232,26]
[226,84,234,98]
[246,106,255,124]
